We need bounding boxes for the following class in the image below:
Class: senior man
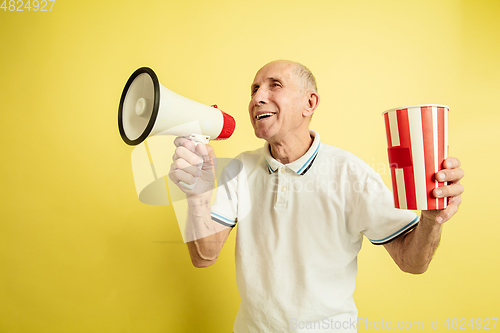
[169,60,464,332]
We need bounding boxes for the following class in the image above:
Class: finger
[203,144,218,171]
[435,167,464,183]
[169,160,199,183]
[433,182,464,198]
[168,163,182,184]
[195,143,209,161]
[448,194,462,206]
[443,157,461,169]
[195,144,218,171]
[175,146,203,166]
[173,158,202,177]
[205,144,215,159]
[173,136,197,152]
[173,136,189,147]
[436,195,461,224]
[169,168,198,186]
[168,163,181,183]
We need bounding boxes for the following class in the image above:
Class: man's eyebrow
[251,77,282,90]
[266,76,282,82]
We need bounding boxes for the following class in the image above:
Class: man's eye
[272,83,281,87]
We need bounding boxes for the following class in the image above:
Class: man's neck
[268,130,313,165]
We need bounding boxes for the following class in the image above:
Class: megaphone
[118,67,236,190]
[118,67,235,146]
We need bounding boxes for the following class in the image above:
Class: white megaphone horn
[118,67,235,145]
[118,67,236,189]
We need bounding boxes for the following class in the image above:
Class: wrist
[420,210,443,228]
[187,191,212,208]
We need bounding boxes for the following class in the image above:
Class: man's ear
[303,91,320,117]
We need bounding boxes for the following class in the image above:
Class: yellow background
[1,0,499,332]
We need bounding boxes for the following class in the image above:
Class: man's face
[248,61,308,142]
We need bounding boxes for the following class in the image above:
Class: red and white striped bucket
[383,105,449,210]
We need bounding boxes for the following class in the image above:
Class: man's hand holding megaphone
[169,137,217,197]
[169,137,231,250]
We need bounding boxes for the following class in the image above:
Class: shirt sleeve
[211,157,250,228]
[354,171,419,245]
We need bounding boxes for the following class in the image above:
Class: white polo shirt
[211,130,419,333]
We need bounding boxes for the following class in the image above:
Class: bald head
[262,60,318,93]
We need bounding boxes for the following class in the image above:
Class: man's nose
[251,88,268,106]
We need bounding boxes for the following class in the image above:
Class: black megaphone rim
[118,67,160,146]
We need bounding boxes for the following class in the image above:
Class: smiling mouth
[256,112,276,120]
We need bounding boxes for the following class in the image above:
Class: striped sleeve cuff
[368,216,420,245]
[211,212,237,228]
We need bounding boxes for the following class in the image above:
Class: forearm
[185,193,225,267]
[385,213,442,274]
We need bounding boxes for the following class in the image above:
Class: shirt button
[280,168,286,174]
[281,186,287,192]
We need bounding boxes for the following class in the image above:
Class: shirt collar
[263,130,321,175]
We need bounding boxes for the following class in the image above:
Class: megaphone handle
[178,134,211,190]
